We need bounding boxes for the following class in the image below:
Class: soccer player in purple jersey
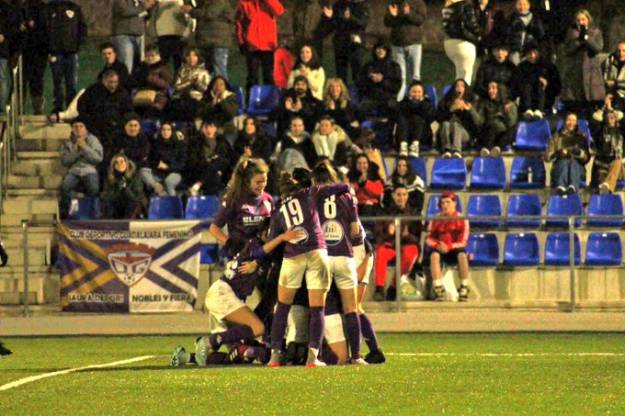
[310,161,367,364]
[267,168,351,367]
[209,157,274,257]
[170,227,303,367]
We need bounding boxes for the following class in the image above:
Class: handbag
[133,89,158,106]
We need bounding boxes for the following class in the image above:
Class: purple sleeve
[314,184,350,201]
[212,203,233,228]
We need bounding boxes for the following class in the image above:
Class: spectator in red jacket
[274,42,295,89]
[426,191,470,301]
[235,0,285,92]
[349,153,384,216]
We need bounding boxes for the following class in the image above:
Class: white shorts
[329,256,357,290]
[279,249,330,290]
[205,279,245,325]
[353,244,372,285]
[285,305,346,345]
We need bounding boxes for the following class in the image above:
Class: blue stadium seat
[247,85,280,116]
[232,84,246,116]
[470,157,506,189]
[546,194,583,228]
[555,118,592,146]
[185,196,221,220]
[409,157,427,185]
[514,120,551,151]
[141,119,159,139]
[467,194,502,228]
[442,84,452,96]
[586,194,625,227]
[506,194,542,228]
[585,232,623,266]
[199,244,219,265]
[430,158,467,190]
[427,194,462,218]
[148,196,184,219]
[510,157,546,189]
[67,197,101,220]
[424,84,438,108]
[467,233,499,266]
[503,233,540,266]
[544,232,581,266]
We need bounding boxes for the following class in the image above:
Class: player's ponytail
[279,171,299,197]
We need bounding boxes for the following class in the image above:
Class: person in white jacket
[288,44,326,100]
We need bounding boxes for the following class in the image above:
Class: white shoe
[442,151,452,159]
[480,147,490,157]
[305,348,327,368]
[556,185,567,195]
[349,356,369,365]
[491,146,501,157]
[452,151,462,159]
[599,183,610,194]
[170,346,190,367]
[399,141,408,157]
[194,336,210,366]
[523,109,534,120]
[408,141,419,158]
[533,110,544,119]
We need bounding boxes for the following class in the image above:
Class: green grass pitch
[1,333,625,415]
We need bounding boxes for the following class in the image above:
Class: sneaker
[268,350,284,367]
[533,110,544,120]
[408,141,420,158]
[399,141,408,157]
[153,182,167,196]
[194,336,210,366]
[349,356,369,365]
[556,185,567,195]
[458,285,470,302]
[442,151,452,159]
[523,109,534,120]
[305,349,327,368]
[480,147,490,157]
[434,285,446,301]
[374,286,385,301]
[364,350,386,364]
[452,151,462,159]
[385,286,397,301]
[567,185,577,194]
[491,146,501,157]
[170,346,190,367]
[599,183,610,194]
[0,342,12,356]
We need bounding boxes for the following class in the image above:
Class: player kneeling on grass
[171,228,303,367]
[268,168,351,367]
[426,191,470,301]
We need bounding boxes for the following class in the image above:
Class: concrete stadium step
[20,123,71,140]
[4,246,48,266]
[0,213,56,227]
[12,160,63,177]
[17,150,61,159]
[16,138,65,152]
[0,272,51,304]
[2,199,58,216]
[7,174,62,189]
[6,189,58,198]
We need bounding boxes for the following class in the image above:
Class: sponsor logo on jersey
[289,226,309,244]
[108,243,156,287]
[322,220,344,246]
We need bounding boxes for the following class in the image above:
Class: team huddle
[170,157,385,368]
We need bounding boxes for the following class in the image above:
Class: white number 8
[323,195,337,219]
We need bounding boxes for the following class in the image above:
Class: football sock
[270,302,291,350]
[359,313,380,353]
[308,306,325,351]
[219,325,255,345]
[345,312,362,358]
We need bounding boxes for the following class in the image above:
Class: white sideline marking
[387,352,625,357]
[0,355,155,392]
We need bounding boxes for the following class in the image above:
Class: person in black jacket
[97,42,131,91]
[22,0,48,114]
[113,112,151,170]
[473,43,516,99]
[442,0,480,84]
[45,0,87,113]
[140,121,187,196]
[397,80,435,156]
[275,75,321,136]
[234,116,273,162]
[0,1,20,112]
[506,0,545,65]
[198,75,239,138]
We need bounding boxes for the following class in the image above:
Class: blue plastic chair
[185,196,221,220]
[470,157,506,189]
[247,85,280,116]
[427,194,462,218]
[67,197,101,220]
[199,244,219,265]
[232,84,246,116]
[424,84,438,108]
[506,194,542,228]
[555,118,592,146]
[544,232,581,266]
[430,158,467,190]
[467,233,499,266]
[510,157,546,189]
[148,196,184,219]
[514,120,551,151]
[409,157,427,185]
[586,194,625,227]
[585,232,623,266]
[467,194,502,228]
[503,233,540,266]
[546,194,583,228]
[442,84,452,97]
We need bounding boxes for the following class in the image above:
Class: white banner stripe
[387,352,625,357]
[0,355,155,392]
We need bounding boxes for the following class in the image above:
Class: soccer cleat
[195,336,210,366]
[268,350,284,367]
[409,141,419,158]
[458,285,470,302]
[364,350,386,364]
[434,285,446,301]
[305,350,327,368]
[0,342,12,356]
[170,346,190,367]
[399,141,408,157]
[349,356,369,365]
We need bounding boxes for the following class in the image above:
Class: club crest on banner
[107,243,157,287]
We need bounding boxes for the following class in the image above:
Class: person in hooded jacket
[101,153,148,219]
[140,121,187,196]
[396,80,435,157]
[474,81,518,157]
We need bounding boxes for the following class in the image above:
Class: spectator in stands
[186,119,235,196]
[561,9,605,116]
[591,109,624,194]
[58,118,103,220]
[198,75,239,137]
[234,117,273,161]
[317,0,369,85]
[130,44,173,116]
[113,113,150,169]
[397,80,435,157]
[546,112,590,194]
[140,121,187,196]
[436,78,479,158]
[322,78,359,138]
[111,0,156,74]
[475,81,518,157]
[272,115,317,171]
[426,191,470,302]
[235,0,284,92]
[383,0,427,101]
[473,0,497,58]
[473,43,516,99]
[45,0,87,114]
[349,152,384,216]
[311,115,361,167]
[273,40,295,89]
[383,155,424,210]
[592,93,624,126]
[373,184,421,301]
[513,42,561,119]
[101,153,147,219]
[150,0,188,73]
[170,47,211,121]
[602,41,625,105]
[287,44,325,101]
[276,75,321,135]
[352,128,387,182]
[182,0,233,79]
[98,42,131,91]
[506,0,545,65]
[22,0,48,115]
[441,0,480,85]
[356,41,402,120]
